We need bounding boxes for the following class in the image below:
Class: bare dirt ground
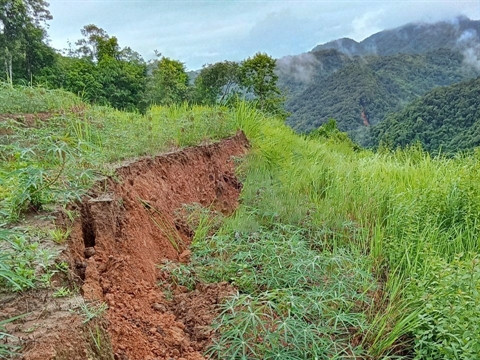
[1,131,249,359]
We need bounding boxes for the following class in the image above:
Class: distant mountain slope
[313,16,479,56]
[276,49,352,98]
[277,16,480,145]
[370,77,480,153]
[285,49,479,144]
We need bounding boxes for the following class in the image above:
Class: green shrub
[412,255,480,359]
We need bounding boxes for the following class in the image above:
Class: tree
[0,0,52,84]
[240,52,286,116]
[194,61,240,105]
[146,57,189,105]
[74,24,113,61]
[97,56,147,111]
[53,24,148,111]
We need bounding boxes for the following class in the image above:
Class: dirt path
[2,131,249,360]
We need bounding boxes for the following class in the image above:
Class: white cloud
[349,9,386,41]
[47,0,480,69]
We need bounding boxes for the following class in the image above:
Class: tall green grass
[0,87,241,295]
[188,104,479,359]
[0,83,81,113]
[1,85,479,358]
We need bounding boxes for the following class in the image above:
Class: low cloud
[462,47,480,70]
[456,29,480,71]
[276,53,320,84]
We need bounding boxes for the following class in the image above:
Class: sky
[47,0,480,70]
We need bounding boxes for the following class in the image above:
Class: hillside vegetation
[371,77,480,154]
[1,86,479,359]
[3,2,478,154]
[284,49,479,144]
[277,16,480,149]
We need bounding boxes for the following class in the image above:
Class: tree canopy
[370,77,480,154]
[240,52,286,116]
[194,61,240,105]
[146,57,189,105]
[0,0,53,84]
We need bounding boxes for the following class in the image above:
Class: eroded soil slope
[7,131,249,360]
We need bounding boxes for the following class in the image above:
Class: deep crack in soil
[2,131,249,360]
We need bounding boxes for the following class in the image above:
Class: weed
[139,199,184,252]
[0,313,28,359]
[89,325,103,352]
[0,84,80,113]
[55,261,69,273]
[63,208,79,222]
[411,254,480,359]
[159,261,197,291]
[77,301,108,324]
[163,287,174,302]
[49,227,71,244]
[2,85,479,357]
[0,228,59,291]
[53,286,72,298]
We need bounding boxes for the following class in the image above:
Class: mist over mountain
[277,16,480,146]
[313,16,479,57]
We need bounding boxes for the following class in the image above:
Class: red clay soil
[4,131,249,360]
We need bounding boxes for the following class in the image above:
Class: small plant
[140,198,184,252]
[63,208,79,222]
[0,229,59,291]
[0,313,28,359]
[49,227,71,244]
[89,325,103,352]
[77,301,108,324]
[55,261,70,273]
[53,286,72,298]
[411,255,480,359]
[163,286,174,302]
[159,261,197,291]
[182,203,224,244]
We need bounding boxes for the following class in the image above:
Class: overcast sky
[47,0,480,70]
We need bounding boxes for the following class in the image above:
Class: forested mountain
[313,16,479,56]
[277,16,480,145]
[284,49,479,143]
[1,1,479,154]
[276,49,352,98]
[370,77,480,153]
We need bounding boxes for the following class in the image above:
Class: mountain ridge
[312,15,480,56]
[370,76,480,153]
[276,16,480,147]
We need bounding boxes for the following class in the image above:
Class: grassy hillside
[284,49,479,144]
[1,86,479,359]
[370,77,480,154]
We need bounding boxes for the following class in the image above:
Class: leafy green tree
[240,52,286,116]
[0,0,52,84]
[146,57,189,105]
[74,24,111,61]
[194,61,240,105]
[48,24,147,111]
[309,118,360,150]
[97,56,147,110]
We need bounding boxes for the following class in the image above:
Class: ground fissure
[4,131,249,360]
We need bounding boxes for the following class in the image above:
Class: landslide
[6,131,249,360]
